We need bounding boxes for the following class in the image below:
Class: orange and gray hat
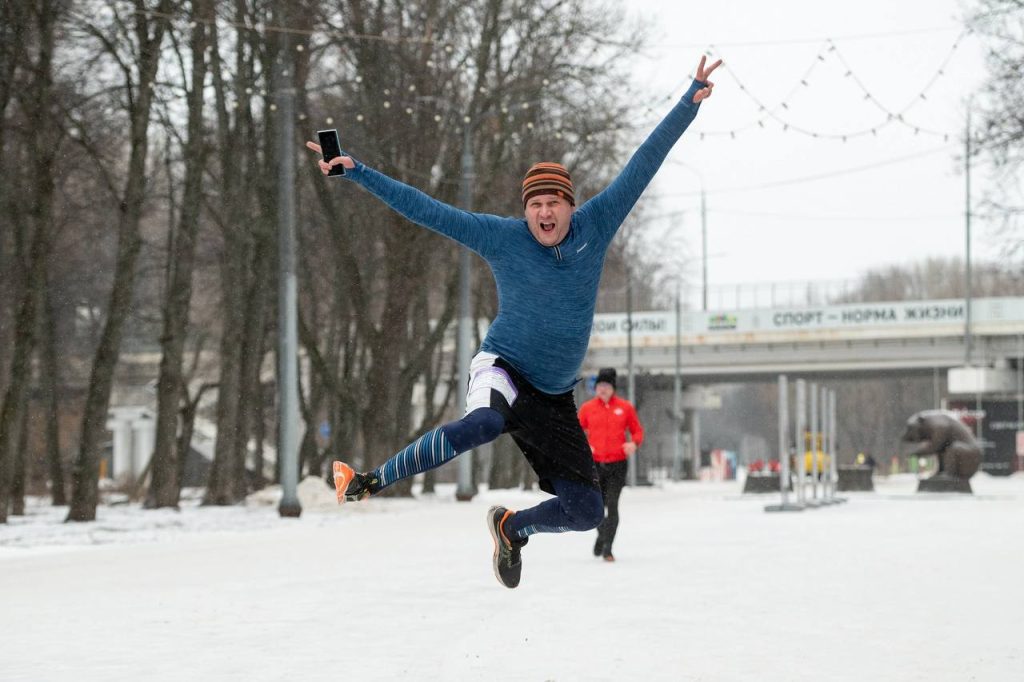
[521,162,575,207]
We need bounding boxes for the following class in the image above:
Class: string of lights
[124,5,438,44]
[695,30,969,141]
[75,6,978,156]
[116,6,972,142]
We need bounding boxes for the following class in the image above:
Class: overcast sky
[616,0,1001,307]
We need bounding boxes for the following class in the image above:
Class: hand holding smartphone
[316,129,346,177]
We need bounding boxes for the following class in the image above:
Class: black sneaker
[593,536,604,557]
[332,461,378,503]
[487,506,527,589]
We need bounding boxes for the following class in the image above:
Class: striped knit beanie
[521,162,575,207]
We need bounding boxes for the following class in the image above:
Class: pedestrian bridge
[582,297,1024,384]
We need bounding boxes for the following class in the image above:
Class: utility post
[626,272,637,487]
[672,277,683,480]
[455,123,476,501]
[275,14,301,518]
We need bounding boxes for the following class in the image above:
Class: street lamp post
[276,27,301,518]
[455,124,475,501]
[672,277,683,480]
[965,105,973,367]
[626,272,637,487]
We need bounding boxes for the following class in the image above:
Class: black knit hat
[596,368,617,388]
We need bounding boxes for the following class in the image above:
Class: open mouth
[540,221,556,232]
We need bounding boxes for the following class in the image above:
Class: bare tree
[0,0,62,523]
[39,282,67,505]
[67,0,174,522]
[969,1,1024,253]
[146,0,213,509]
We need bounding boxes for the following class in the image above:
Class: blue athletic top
[345,79,705,394]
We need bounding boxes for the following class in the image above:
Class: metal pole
[766,374,802,512]
[809,381,819,505]
[795,379,806,505]
[691,410,701,482]
[626,274,637,487]
[701,188,708,312]
[830,389,843,503]
[778,376,790,503]
[276,29,301,518]
[1018,335,1023,473]
[455,125,475,501]
[672,279,682,480]
[965,106,973,366]
[822,386,833,503]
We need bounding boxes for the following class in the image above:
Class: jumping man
[306,56,721,589]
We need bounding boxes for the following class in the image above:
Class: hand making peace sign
[692,55,723,104]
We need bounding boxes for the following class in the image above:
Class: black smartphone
[316,128,346,177]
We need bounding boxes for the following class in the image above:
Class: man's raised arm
[575,56,721,238]
[304,141,505,258]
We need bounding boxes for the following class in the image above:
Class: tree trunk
[68,1,171,522]
[204,257,248,504]
[10,394,28,516]
[235,237,271,491]
[0,0,58,524]
[203,2,262,506]
[178,383,215,489]
[41,282,65,505]
[147,0,211,509]
[298,372,323,478]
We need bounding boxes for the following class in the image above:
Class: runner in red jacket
[578,368,644,561]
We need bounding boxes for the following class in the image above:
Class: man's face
[525,194,574,247]
[595,382,614,402]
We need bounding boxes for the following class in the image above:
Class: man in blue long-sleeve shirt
[306,56,720,588]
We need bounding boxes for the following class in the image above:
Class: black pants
[596,460,628,554]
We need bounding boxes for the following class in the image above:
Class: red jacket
[578,395,644,464]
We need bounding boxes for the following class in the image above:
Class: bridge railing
[598,279,864,313]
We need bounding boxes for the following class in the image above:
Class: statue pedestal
[743,473,787,494]
[917,476,973,494]
[837,466,874,492]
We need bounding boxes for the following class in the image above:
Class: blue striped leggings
[369,407,602,540]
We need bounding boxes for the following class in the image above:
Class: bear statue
[901,410,982,492]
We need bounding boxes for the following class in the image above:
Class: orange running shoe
[332,461,376,503]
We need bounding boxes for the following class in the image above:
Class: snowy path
[2,475,1022,682]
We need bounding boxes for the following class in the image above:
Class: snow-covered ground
[2,473,1022,682]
